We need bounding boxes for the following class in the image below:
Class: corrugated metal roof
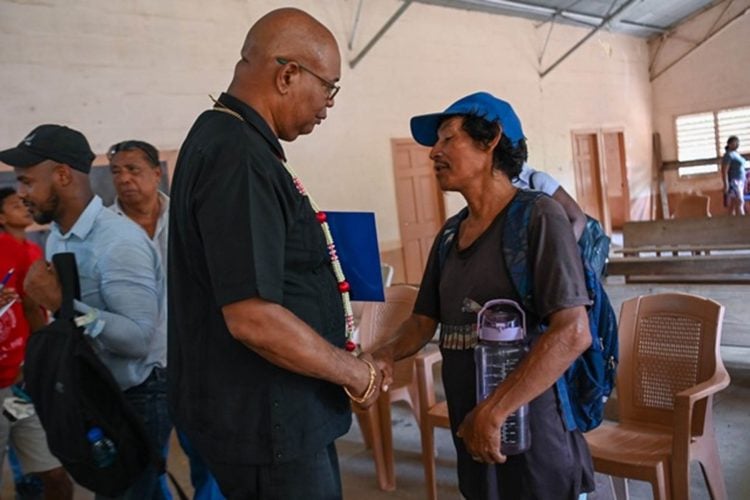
[413,0,718,37]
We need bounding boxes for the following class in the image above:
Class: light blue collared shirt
[512,163,561,196]
[46,196,166,390]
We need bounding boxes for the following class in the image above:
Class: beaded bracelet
[344,358,377,404]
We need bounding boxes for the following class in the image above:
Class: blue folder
[325,211,385,302]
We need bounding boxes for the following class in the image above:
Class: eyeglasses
[276,57,340,100]
[107,140,160,167]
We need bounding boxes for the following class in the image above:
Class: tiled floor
[2,347,749,499]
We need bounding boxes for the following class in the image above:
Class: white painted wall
[650,3,750,195]
[0,0,653,248]
[652,6,750,160]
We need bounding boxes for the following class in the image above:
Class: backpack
[23,253,163,496]
[437,190,618,432]
[578,215,610,280]
[527,170,610,279]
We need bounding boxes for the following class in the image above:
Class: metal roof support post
[349,0,414,69]
[648,35,667,75]
[539,0,640,79]
[348,0,367,50]
[703,0,735,38]
[538,17,557,66]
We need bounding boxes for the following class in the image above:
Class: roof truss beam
[348,0,414,69]
[540,0,640,78]
[649,0,750,81]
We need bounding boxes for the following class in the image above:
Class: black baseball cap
[0,124,95,173]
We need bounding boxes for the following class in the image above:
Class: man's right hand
[24,260,62,312]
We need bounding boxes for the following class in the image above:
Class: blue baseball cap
[410,92,525,147]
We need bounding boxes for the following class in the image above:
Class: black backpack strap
[52,253,80,320]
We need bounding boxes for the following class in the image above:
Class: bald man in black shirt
[168,8,380,498]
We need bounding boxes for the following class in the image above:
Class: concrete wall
[605,279,750,348]
[0,0,654,251]
[650,1,750,207]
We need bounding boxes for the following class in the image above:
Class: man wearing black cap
[0,124,171,499]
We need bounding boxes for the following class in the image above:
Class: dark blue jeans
[96,366,173,500]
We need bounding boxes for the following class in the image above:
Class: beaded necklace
[282,163,356,352]
[209,96,356,352]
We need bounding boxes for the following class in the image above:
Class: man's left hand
[24,260,62,312]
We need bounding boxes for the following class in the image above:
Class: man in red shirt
[0,187,72,498]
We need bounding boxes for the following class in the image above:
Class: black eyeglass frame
[276,57,340,100]
[107,140,160,167]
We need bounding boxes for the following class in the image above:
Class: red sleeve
[26,242,43,263]
[15,241,43,297]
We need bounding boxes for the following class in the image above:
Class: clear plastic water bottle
[87,426,117,468]
[475,299,531,455]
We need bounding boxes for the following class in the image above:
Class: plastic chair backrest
[616,292,724,434]
[358,284,418,351]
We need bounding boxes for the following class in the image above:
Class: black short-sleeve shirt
[168,93,350,466]
[413,194,595,499]
[415,193,590,336]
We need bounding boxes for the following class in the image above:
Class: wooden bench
[606,216,750,283]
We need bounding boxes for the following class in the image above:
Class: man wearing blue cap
[373,92,595,499]
[412,92,586,239]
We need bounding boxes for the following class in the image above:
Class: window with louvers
[675,105,750,177]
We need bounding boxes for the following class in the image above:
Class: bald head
[240,8,338,68]
[227,8,342,141]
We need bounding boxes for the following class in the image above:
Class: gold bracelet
[344,358,377,404]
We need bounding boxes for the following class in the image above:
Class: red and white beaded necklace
[282,163,356,352]
[210,97,356,352]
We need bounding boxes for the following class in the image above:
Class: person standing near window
[722,135,747,216]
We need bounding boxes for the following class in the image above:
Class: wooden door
[391,139,445,285]
[602,131,630,229]
[572,132,609,232]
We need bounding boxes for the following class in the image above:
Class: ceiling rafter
[412,0,703,36]
[540,0,639,78]
[348,0,414,69]
[649,1,750,81]
[343,1,726,70]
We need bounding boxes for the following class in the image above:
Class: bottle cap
[87,426,104,442]
[479,324,523,341]
[478,306,524,341]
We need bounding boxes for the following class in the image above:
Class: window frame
[675,105,750,178]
